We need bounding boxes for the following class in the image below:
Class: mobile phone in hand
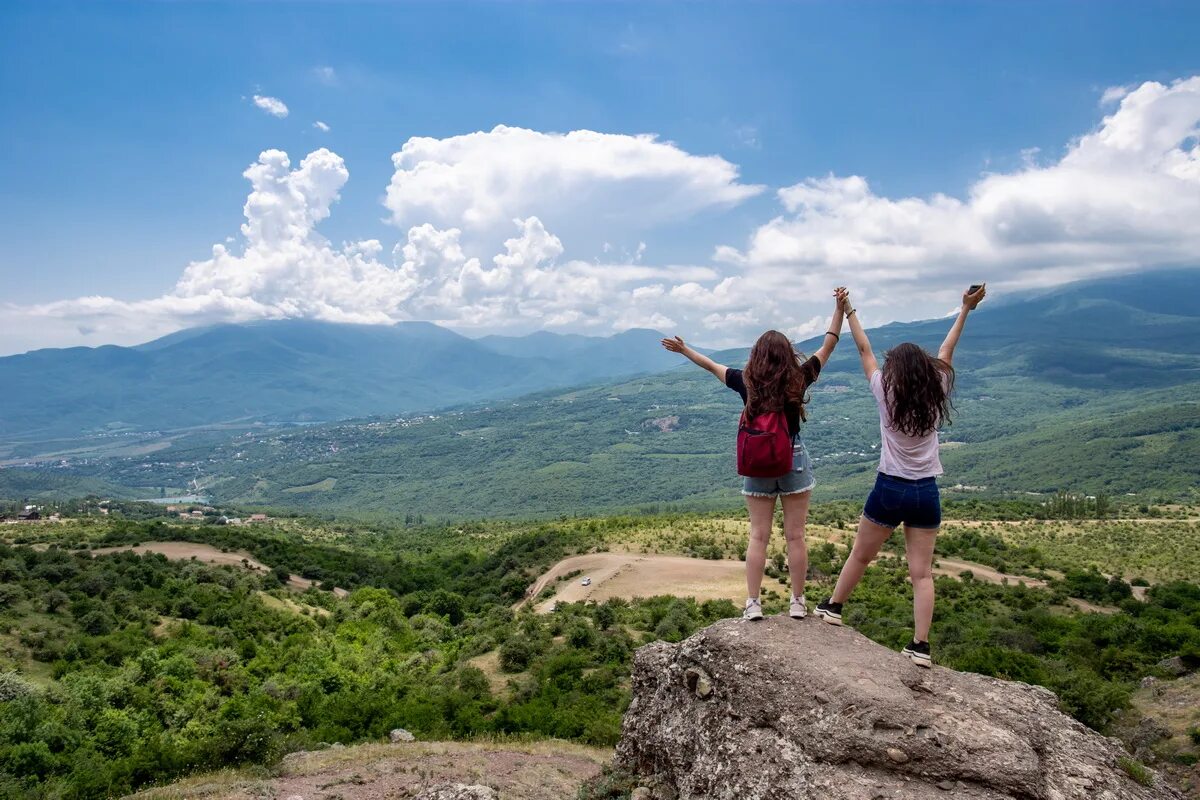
[968,284,983,294]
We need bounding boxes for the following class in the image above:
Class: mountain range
[0,321,684,440]
[4,272,1195,515]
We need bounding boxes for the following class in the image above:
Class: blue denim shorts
[742,444,815,498]
[862,472,942,530]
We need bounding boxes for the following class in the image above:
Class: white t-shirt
[869,369,943,480]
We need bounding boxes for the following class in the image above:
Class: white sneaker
[789,594,807,619]
[743,598,764,621]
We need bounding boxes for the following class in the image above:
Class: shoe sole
[743,613,764,621]
[902,648,932,668]
[814,609,842,626]
[789,610,807,619]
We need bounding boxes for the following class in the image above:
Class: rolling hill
[2,270,1198,516]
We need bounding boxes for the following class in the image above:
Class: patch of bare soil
[92,541,349,598]
[521,552,789,614]
[127,740,610,800]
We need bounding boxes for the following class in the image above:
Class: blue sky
[2,1,1199,354]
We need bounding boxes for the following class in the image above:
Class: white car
[581,577,592,586]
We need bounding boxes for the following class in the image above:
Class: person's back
[660,289,848,621]
[870,342,953,480]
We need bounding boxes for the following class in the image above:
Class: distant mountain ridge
[0,321,682,440]
[6,269,1198,515]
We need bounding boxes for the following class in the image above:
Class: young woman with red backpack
[661,287,848,621]
[815,284,986,668]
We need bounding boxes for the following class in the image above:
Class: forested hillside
[1,507,1198,798]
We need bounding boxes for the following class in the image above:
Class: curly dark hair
[743,330,812,421]
[881,342,955,436]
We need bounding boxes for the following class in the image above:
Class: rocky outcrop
[616,617,1180,799]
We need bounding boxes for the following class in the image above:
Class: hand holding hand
[963,284,987,310]
[835,286,853,313]
[660,335,687,354]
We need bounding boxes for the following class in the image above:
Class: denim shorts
[742,443,815,498]
[862,472,941,530]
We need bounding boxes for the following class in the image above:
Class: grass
[1118,756,1153,787]
[283,477,338,494]
[990,518,1200,583]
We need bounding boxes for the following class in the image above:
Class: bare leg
[904,526,939,641]
[780,490,812,597]
[744,495,776,598]
[830,516,894,603]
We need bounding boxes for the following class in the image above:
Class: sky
[1,1,1199,355]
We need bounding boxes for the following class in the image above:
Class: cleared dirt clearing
[523,552,789,613]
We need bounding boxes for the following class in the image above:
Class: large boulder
[615,617,1181,799]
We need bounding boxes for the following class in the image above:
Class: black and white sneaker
[902,640,932,668]
[814,598,843,626]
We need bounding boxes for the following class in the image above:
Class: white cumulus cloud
[252,95,289,118]
[384,125,764,244]
[717,76,1200,314]
[313,120,331,132]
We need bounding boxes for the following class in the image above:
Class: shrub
[0,671,36,701]
[499,635,539,672]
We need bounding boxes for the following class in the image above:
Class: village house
[249,513,269,523]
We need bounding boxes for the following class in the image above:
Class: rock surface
[390,727,416,743]
[616,617,1181,799]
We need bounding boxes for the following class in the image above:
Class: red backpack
[736,409,793,477]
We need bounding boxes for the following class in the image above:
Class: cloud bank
[6,78,1200,352]
[715,76,1200,313]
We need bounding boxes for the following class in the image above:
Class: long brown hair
[881,342,955,436]
[743,330,812,421]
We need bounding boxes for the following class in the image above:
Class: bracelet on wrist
[847,308,856,318]
[824,331,839,341]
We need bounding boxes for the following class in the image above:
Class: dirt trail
[933,557,1049,588]
[91,541,349,597]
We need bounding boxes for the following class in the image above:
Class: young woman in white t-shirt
[815,285,986,667]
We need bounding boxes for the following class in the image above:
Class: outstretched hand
[660,335,687,354]
[963,284,987,310]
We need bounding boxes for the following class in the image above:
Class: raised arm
[811,286,848,366]
[661,336,728,384]
[841,291,877,381]
[938,284,986,366]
